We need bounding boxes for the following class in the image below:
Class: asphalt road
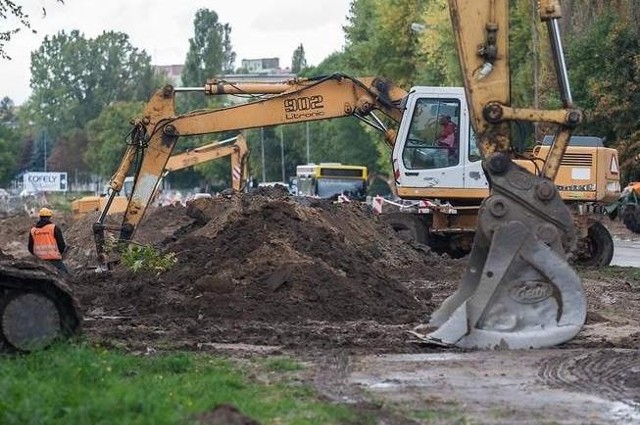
[611,239,639,267]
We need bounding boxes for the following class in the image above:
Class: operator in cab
[28,207,69,274]
[436,115,456,148]
[436,115,457,164]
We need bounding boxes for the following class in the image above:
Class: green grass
[0,342,364,425]
[260,356,305,372]
[578,265,640,286]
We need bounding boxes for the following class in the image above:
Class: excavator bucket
[410,154,586,349]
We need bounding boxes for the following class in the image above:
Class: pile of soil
[62,189,458,352]
[1,189,638,354]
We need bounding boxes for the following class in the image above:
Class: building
[154,64,184,86]
[153,59,296,88]
[240,58,281,74]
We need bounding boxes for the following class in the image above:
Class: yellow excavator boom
[164,133,250,192]
[411,0,586,349]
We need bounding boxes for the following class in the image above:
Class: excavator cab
[395,87,486,195]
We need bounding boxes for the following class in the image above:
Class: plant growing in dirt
[104,238,177,274]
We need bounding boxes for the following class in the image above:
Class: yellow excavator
[70,133,250,219]
[0,0,598,351]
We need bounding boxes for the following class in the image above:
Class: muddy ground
[1,188,639,424]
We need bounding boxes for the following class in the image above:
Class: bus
[295,163,368,201]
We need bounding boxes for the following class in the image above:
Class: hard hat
[38,207,53,217]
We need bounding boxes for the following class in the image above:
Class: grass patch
[260,356,305,372]
[0,342,364,425]
[578,265,640,286]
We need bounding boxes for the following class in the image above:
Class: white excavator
[0,0,597,351]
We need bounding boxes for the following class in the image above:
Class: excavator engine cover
[411,154,586,349]
[0,260,81,352]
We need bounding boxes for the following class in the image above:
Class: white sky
[2,0,351,105]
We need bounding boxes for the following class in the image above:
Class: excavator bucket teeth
[413,156,587,350]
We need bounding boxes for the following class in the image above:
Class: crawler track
[0,260,81,352]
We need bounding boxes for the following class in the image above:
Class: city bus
[295,163,368,201]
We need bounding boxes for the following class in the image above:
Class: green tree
[47,128,90,174]
[27,30,161,140]
[0,122,20,184]
[180,8,235,112]
[566,12,640,183]
[0,96,15,124]
[343,0,428,87]
[291,44,307,74]
[300,52,354,78]
[85,101,145,179]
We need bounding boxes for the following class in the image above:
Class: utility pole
[43,129,47,172]
[280,127,285,182]
[306,122,310,163]
[260,128,266,182]
[531,0,540,139]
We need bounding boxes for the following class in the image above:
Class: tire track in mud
[308,352,421,425]
[538,349,640,406]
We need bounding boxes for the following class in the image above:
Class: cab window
[402,98,460,170]
[468,127,482,162]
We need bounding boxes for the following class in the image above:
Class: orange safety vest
[31,223,62,260]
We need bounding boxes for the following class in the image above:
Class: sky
[2,0,352,105]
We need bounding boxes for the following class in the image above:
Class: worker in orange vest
[28,207,68,274]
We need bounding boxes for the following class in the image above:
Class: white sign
[23,172,68,192]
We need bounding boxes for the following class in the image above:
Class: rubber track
[537,349,640,405]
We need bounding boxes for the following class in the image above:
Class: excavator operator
[436,115,456,147]
[436,115,457,164]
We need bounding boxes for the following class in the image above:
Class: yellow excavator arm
[93,74,407,263]
[412,0,587,349]
[164,133,250,192]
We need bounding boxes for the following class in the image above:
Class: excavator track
[0,260,81,352]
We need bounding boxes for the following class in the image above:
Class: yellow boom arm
[416,0,587,349]
[94,74,406,263]
[164,133,250,192]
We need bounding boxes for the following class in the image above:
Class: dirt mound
[1,190,637,354]
[69,191,456,351]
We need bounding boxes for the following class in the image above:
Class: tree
[0,122,20,184]
[84,101,145,179]
[291,44,307,73]
[342,0,428,87]
[26,30,162,140]
[47,128,90,173]
[0,96,15,124]
[180,8,235,112]
[0,0,64,59]
[566,12,640,183]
